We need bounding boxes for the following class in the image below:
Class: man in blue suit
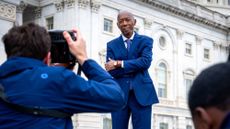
[0,23,125,129]
[105,11,159,129]
[188,62,230,129]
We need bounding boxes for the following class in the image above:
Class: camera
[48,30,76,65]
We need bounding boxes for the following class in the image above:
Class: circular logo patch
[41,73,48,79]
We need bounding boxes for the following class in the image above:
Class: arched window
[157,62,167,98]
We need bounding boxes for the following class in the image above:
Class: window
[46,17,53,30]
[185,79,192,96]
[185,43,192,55]
[159,36,166,49]
[104,18,113,33]
[103,118,112,129]
[186,125,192,129]
[204,48,210,60]
[228,0,230,5]
[157,62,167,98]
[183,70,195,98]
[160,122,168,129]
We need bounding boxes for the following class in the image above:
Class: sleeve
[60,59,126,113]
[123,37,153,73]
[106,37,153,78]
[106,43,127,77]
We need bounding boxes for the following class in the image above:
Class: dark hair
[188,62,230,114]
[2,22,51,60]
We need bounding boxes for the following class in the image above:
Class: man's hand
[50,63,75,70]
[105,58,116,71]
[63,28,88,65]
[105,58,121,71]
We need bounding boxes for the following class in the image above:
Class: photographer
[0,23,125,129]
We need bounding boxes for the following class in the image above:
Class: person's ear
[117,22,120,30]
[43,52,51,65]
[193,107,212,129]
[134,19,136,26]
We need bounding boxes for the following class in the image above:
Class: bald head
[117,11,135,21]
[117,11,136,38]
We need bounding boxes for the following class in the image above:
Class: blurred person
[188,62,230,129]
[105,11,159,129]
[0,22,125,129]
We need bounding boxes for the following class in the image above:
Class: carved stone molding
[176,29,184,40]
[135,0,229,32]
[213,41,220,49]
[220,42,229,48]
[98,49,106,64]
[227,16,230,26]
[64,0,75,8]
[78,0,90,9]
[195,36,203,45]
[0,1,16,21]
[54,0,64,12]
[34,7,41,19]
[91,0,101,13]
[16,1,27,13]
[144,18,152,29]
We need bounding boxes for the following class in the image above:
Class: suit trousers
[111,90,152,129]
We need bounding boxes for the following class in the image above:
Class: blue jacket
[106,33,159,106]
[0,57,125,129]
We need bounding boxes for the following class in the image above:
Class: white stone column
[175,29,184,102]
[34,7,42,25]
[16,1,27,25]
[177,116,186,129]
[54,0,65,29]
[152,114,157,129]
[90,0,101,62]
[78,0,91,58]
[213,41,221,62]
[228,32,230,42]
[63,0,77,29]
[144,18,153,36]
[195,35,203,72]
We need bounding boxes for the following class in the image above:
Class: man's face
[117,12,136,38]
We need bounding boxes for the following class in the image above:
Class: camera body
[48,30,76,65]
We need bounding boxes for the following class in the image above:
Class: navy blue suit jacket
[0,57,125,129]
[106,33,159,106]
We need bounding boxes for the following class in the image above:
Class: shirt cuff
[121,61,124,68]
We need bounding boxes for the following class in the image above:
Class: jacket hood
[0,57,46,78]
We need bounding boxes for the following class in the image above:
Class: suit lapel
[116,36,128,58]
[128,33,140,57]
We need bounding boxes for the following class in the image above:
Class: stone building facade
[0,0,229,129]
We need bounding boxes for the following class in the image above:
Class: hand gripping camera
[48,30,76,65]
[48,30,81,74]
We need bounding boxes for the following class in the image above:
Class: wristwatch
[113,61,118,67]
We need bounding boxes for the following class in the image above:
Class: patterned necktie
[125,39,131,51]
